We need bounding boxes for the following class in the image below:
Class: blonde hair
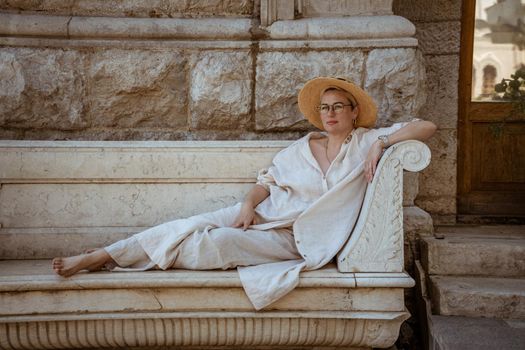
[320,86,358,108]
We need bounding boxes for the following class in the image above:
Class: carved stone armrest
[337,140,431,273]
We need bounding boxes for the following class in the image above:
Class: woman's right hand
[232,202,257,230]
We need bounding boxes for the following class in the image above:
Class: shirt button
[295,240,300,244]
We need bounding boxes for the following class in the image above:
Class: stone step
[430,275,525,319]
[421,225,525,277]
[429,314,525,350]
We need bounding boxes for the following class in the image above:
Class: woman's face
[319,90,358,135]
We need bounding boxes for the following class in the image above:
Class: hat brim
[298,77,377,130]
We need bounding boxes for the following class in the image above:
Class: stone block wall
[0,1,426,142]
[393,0,461,225]
[0,45,425,140]
[0,0,257,18]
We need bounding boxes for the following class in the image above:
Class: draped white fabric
[108,123,410,310]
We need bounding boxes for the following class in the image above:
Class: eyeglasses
[317,103,354,114]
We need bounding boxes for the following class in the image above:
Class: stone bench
[0,139,430,350]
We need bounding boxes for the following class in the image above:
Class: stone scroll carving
[337,140,431,273]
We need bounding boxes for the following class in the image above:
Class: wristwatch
[378,135,390,148]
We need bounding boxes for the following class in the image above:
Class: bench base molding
[0,311,408,350]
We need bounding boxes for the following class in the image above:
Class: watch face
[378,135,388,146]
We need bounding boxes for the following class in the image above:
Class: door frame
[457,0,520,223]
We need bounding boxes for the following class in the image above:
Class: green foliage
[494,66,525,117]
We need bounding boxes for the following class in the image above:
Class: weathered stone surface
[0,128,304,141]
[416,128,456,216]
[403,206,433,237]
[88,49,188,128]
[429,314,525,350]
[0,140,289,228]
[259,38,418,50]
[190,51,252,130]
[0,48,88,130]
[421,232,525,277]
[365,48,426,126]
[0,228,135,259]
[403,205,433,272]
[403,171,419,206]
[255,51,365,130]
[300,0,393,17]
[416,21,461,55]
[267,16,415,39]
[68,16,253,40]
[0,0,254,18]
[430,275,525,319]
[0,129,21,139]
[416,192,456,219]
[0,260,411,348]
[0,314,402,349]
[260,0,293,26]
[416,202,455,223]
[0,275,405,313]
[0,12,69,37]
[0,183,251,228]
[419,55,459,129]
[0,48,189,132]
[392,0,461,22]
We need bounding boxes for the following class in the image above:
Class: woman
[52,76,436,310]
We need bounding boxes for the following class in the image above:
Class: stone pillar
[261,0,394,26]
[393,0,462,224]
[260,0,294,26]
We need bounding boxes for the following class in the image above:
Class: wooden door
[458,0,525,221]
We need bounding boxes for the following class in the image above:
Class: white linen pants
[104,216,301,272]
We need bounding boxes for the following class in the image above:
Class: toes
[52,258,66,275]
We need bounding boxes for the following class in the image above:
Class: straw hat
[298,77,378,130]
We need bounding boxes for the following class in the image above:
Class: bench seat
[0,260,413,313]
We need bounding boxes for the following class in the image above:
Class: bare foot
[82,248,102,271]
[52,249,113,277]
[52,255,88,277]
[82,248,105,272]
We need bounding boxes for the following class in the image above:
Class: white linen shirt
[239,122,412,309]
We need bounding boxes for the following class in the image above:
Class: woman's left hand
[364,140,384,183]
[232,202,257,230]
